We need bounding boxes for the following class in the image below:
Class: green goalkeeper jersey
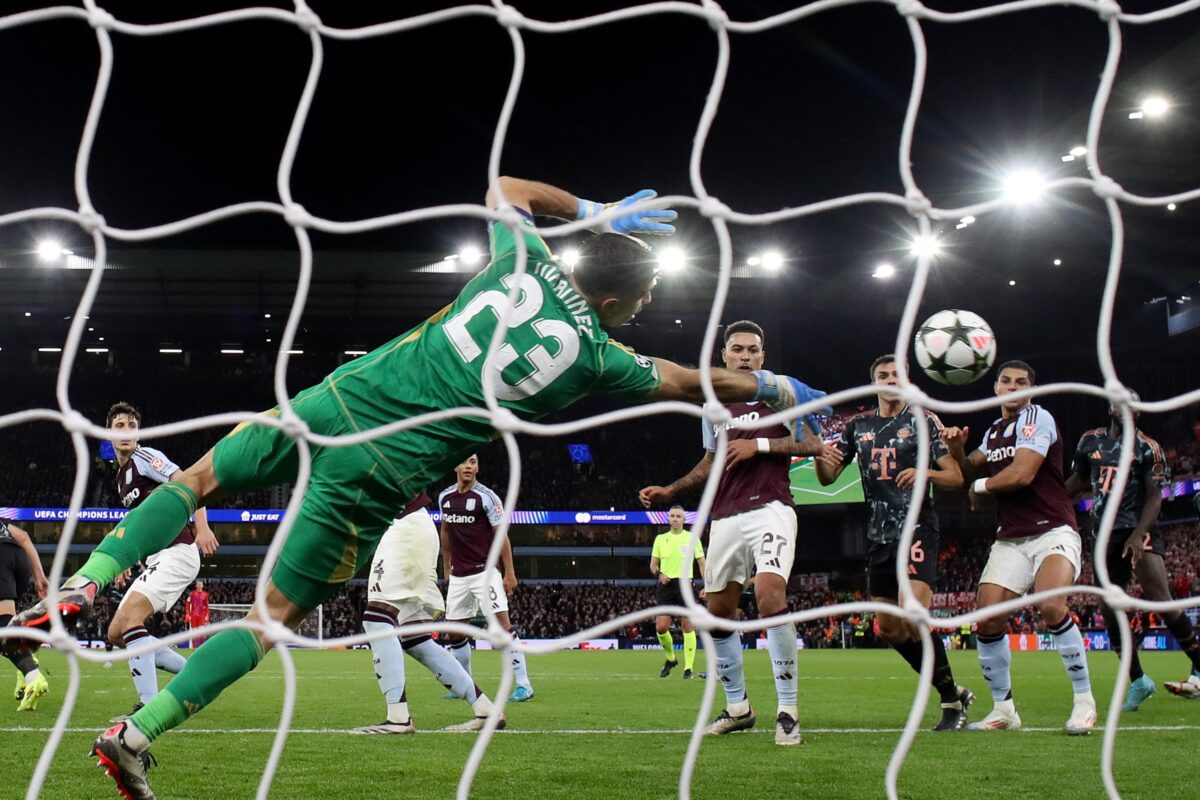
[320,214,662,499]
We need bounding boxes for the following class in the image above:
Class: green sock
[683,631,697,671]
[130,628,264,742]
[85,483,198,588]
[657,631,676,661]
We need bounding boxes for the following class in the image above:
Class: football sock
[929,634,961,704]
[766,624,798,708]
[1112,627,1144,681]
[0,615,38,675]
[123,626,160,704]
[403,634,481,703]
[1163,611,1200,673]
[132,628,263,744]
[363,619,407,713]
[84,483,198,588]
[657,631,676,661]
[505,634,532,692]
[712,632,747,710]
[683,631,697,671]
[1049,614,1092,694]
[155,647,187,674]
[977,632,1012,702]
[446,636,473,676]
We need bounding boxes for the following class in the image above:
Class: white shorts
[704,500,798,593]
[118,542,200,615]
[366,509,446,625]
[978,525,1082,596]
[445,569,508,620]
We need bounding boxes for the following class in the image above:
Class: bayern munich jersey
[317,213,663,503]
[976,404,1075,540]
[0,519,17,548]
[1072,427,1170,530]
[702,401,794,519]
[439,481,505,577]
[836,406,949,546]
[115,446,196,547]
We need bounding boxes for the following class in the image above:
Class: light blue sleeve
[1015,406,1057,456]
[701,417,716,453]
[479,486,505,526]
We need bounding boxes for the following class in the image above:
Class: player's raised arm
[486,177,677,235]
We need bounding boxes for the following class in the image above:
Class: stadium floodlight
[909,234,941,259]
[286,349,303,355]
[86,348,108,354]
[746,255,762,266]
[1070,146,1087,156]
[37,347,61,353]
[1001,169,1046,205]
[1167,203,1177,211]
[872,262,896,279]
[1053,258,1063,266]
[458,245,483,266]
[560,248,580,268]
[25,312,32,317]
[1141,96,1169,117]
[1009,279,1016,286]
[36,240,63,262]
[264,313,271,319]
[158,348,182,354]
[656,246,687,273]
[98,337,105,341]
[220,348,244,354]
[760,251,785,272]
[344,349,368,356]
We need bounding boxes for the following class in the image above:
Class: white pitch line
[3,725,1199,735]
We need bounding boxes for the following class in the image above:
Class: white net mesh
[2,2,1199,799]
[207,604,323,643]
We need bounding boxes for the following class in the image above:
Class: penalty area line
[4,725,1200,735]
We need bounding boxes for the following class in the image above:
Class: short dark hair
[996,360,1036,384]
[869,354,895,381]
[724,320,765,347]
[572,233,657,299]
[106,402,141,427]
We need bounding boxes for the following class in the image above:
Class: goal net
[2,3,1199,800]
[207,604,324,645]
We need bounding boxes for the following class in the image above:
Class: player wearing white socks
[943,361,1097,735]
[353,493,503,734]
[640,320,834,746]
[439,455,534,702]
[103,403,218,722]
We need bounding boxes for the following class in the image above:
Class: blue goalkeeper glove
[576,189,677,235]
[752,370,831,436]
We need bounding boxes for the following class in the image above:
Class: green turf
[3,647,1198,798]
[790,456,865,505]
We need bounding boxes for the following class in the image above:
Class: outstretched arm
[650,359,759,404]
[487,177,676,234]
[486,177,578,219]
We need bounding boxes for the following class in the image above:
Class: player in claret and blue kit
[8,176,826,799]
[943,361,1098,735]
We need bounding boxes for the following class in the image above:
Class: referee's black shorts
[656,578,699,609]
[0,544,33,602]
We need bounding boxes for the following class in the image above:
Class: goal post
[205,603,324,646]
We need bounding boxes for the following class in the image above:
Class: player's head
[668,504,686,531]
[994,360,1035,413]
[721,320,765,372]
[572,233,658,327]
[1109,390,1141,425]
[869,354,904,401]
[195,580,204,591]
[455,453,479,486]
[106,401,141,456]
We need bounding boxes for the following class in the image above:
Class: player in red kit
[185,581,210,648]
[640,320,835,746]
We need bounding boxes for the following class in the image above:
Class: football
[913,309,997,385]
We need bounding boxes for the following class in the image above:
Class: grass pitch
[2,647,1197,799]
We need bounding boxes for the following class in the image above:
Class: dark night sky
[0,0,1198,428]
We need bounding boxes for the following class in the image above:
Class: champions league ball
[913,309,997,386]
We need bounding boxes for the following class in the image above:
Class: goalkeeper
[10,176,827,800]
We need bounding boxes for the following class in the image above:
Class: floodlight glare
[1167,203,1177,211]
[1142,96,1169,117]
[657,246,687,273]
[458,245,483,266]
[561,248,580,268]
[760,251,785,272]
[1001,170,1046,205]
[1069,146,1087,157]
[1053,258,1063,266]
[36,240,63,262]
[909,235,941,259]
[872,262,896,279]
[746,255,762,266]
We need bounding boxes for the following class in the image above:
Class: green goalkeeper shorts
[211,381,411,610]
